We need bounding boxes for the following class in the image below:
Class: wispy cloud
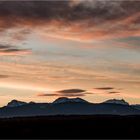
[57,89,86,93]
[0,74,9,78]
[94,87,114,90]
[37,88,89,97]
[0,44,31,56]
[37,93,59,97]
[37,93,85,97]
[108,91,120,94]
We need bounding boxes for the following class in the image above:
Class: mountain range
[0,97,140,118]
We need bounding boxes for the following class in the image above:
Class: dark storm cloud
[0,0,139,42]
[0,1,139,22]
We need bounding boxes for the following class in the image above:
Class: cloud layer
[0,74,9,78]
[0,0,139,42]
[57,89,86,93]
[37,88,88,97]
[0,45,31,56]
[94,87,114,90]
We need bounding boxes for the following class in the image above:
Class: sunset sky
[0,0,140,106]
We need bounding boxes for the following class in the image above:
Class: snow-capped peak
[53,97,88,104]
[7,100,27,107]
[104,99,129,105]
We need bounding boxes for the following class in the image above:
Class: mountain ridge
[0,97,140,118]
[5,97,132,108]
[103,99,129,105]
[7,100,27,107]
[53,97,88,104]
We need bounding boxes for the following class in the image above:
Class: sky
[0,0,140,106]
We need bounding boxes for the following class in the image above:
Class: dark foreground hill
[0,115,140,139]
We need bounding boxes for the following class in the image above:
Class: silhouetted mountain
[7,100,27,107]
[53,97,88,104]
[104,99,129,105]
[0,98,140,118]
